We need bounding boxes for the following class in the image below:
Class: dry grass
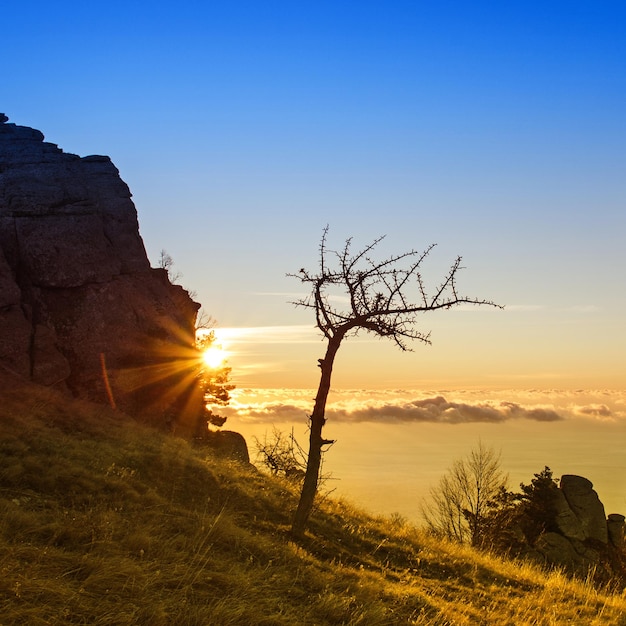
[1,373,625,625]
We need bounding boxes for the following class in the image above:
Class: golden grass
[1,373,625,625]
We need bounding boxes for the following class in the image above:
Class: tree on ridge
[289,227,502,537]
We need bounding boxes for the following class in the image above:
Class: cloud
[222,402,310,423]
[502,304,601,314]
[329,396,563,424]
[570,404,615,420]
[566,305,601,313]
[252,292,309,299]
[225,392,565,425]
[505,305,546,312]
[216,325,319,344]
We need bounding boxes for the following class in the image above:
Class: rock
[0,305,32,378]
[204,431,250,464]
[560,475,608,543]
[608,513,625,548]
[569,538,601,568]
[0,244,32,377]
[535,532,580,571]
[513,473,626,585]
[31,324,71,386]
[0,116,203,433]
[0,245,21,307]
[553,486,586,541]
[534,533,602,576]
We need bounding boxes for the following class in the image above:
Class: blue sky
[3,1,625,389]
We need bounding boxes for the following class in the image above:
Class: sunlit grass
[1,372,625,625]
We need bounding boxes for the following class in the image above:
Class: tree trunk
[291,335,342,537]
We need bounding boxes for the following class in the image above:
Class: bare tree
[421,441,508,546]
[254,427,308,481]
[195,308,216,332]
[289,227,502,537]
[157,249,182,284]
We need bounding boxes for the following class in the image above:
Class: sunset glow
[5,0,624,528]
[202,345,226,369]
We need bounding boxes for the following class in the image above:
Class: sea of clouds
[220,388,626,426]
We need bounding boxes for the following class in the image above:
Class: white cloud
[216,325,319,344]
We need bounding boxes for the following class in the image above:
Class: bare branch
[289,227,503,537]
[291,229,501,351]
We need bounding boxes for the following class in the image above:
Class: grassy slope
[1,374,625,625]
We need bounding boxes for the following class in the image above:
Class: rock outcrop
[529,474,625,583]
[608,514,626,549]
[560,474,608,544]
[203,430,251,464]
[0,114,204,434]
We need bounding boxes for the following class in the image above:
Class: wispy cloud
[252,292,309,299]
[215,325,319,344]
[503,305,601,314]
[566,305,601,313]
[505,304,546,312]
[253,291,357,305]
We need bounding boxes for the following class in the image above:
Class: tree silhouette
[421,441,508,546]
[290,227,502,537]
[195,331,234,436]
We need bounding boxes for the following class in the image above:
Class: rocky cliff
[0,114,204,433]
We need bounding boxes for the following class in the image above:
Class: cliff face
[0,114,203,433]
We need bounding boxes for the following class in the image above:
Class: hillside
[1,373,625,625]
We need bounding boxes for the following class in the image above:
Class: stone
[553,486,586,541]
[0,305,32,378]
[535,532,580,572]
[31,324,72,387]
[514,473,626,584]
[607,513,625,548]
[204,431,251,464]
[0,245,21,307]
[0,116,203,433]
[560,474,608,543]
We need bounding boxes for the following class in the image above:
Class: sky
[3,1,624,391]
[3,1,625,516]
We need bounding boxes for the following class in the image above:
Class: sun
[202,345,225,369]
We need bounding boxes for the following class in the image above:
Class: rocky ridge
[0,114,203,433]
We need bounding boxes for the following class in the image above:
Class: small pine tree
[478,466,560,555]
[195,331,235,435]
[518,466,560,543]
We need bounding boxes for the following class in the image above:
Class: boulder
[0,114,203,433]
[535,532,580,571]
[608,513,625,549]
[204,431,251,464]
[560,475,608,543]
[552,486,586,541]
[511,474,625,585]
